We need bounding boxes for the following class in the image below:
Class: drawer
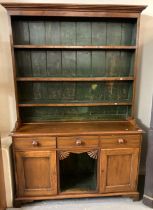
[100,135,141,148]
[13,137,56,150]
[57,136,99,148]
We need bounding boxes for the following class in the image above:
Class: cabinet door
[15,150,57,197]
[100,148,139,193]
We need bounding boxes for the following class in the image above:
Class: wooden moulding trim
[18,102,132,107]
[12,131,143,137]
[13,45,136,50]
[1,12,141,18]
[143,197,153,208]
[143,194,153,201]
[16,77,134,82]
[1,3,147,14]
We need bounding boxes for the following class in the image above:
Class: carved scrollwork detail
[59,150,98,160]
[87,150,98,159]
[59,151,70,160]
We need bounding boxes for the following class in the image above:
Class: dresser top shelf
[13,121,143,137]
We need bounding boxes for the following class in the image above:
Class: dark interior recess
[59,152,98,192]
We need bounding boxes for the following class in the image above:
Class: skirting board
[143,194,153,208]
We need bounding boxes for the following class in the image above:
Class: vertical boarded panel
[77,51,91,76]
[33,82,42,100]
[32,82,48,102]
[104,82,119,102]
[106,51,120,76]
[118,82,132,102]
[18,82,33,102]
[75,82,104,102]
[117,106,129,119]
[29,21,45,44]
[47,51,62,76]
[12,20,30,44]
[88,107,99,120]
[99,83,105,101]
[121,23,132,45]
[31,51,46,76]
[15,50,32,76]
[61,22,76,45]
[92,22,106,45]
[47,82,62,100]
[129,53,135,76]
[45,21,60,45]
[128,106,132,117]
[103,106,117,120]
[62,82,76,101]
[128,83,133,102]
[20,106,131,122]
[18,82,132,103]
[131,22,137,45]
[62,51,76,76]
[90,82,104,102]
[107,22,122,45]
[15,17,134,122]
[76,22,91,45]
[19,82,127,103]
[92,51,106,76]
[120,52,132,76]
[76,82,92,101]
[41,83,49,101]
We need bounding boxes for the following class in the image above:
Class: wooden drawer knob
[75,138,82,146]
[32,140,39,147]
[118,138,127,144]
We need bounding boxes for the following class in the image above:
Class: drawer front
[57,136,99,148]
[14,137,56,150]
[100,135,141,148]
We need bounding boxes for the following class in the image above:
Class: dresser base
[14,191,140,207]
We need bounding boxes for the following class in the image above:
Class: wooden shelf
[18,102,132,107]
[16,77,134,82]
[12,121,143,137]
[14,45,136,50]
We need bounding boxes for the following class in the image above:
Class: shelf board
[16,77,134,82]
[14,45,136,50]
[12,121,143,137]
[18,102,132,107]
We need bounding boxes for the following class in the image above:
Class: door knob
[32,140,39,146]
[75,138,82,146]
[118,138,126,144]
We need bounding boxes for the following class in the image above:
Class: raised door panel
[100,148,139,193]
[15,151,57,197]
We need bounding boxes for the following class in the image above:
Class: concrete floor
[7,197,150,210]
